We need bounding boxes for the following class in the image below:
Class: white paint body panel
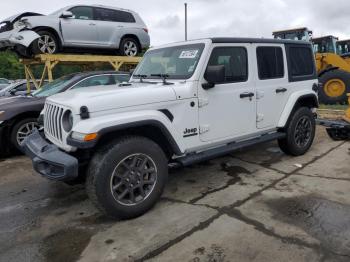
[44,39,318,156]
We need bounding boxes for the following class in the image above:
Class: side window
[257,47,284,80]
[95,8,135,23]
[69,6,94,20]
[73,75,114,89]
[207,47,248,83]
[289,47,314,76]
[16,83,28,91]
[113,74,130,83]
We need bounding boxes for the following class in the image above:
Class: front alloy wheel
[86,136,168,219]
[110,153,158,206]
[16,121,39,146]
[37,35,57,54]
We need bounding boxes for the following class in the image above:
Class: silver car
[0,5,150,57]
[0,78,10,90]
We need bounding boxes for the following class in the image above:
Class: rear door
[94,7,136,47]
[61,6,98,46]
[254,44,290,129]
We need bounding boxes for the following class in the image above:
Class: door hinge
[256,114,264,122]
[199,125,210,134]
[198,98,209,108]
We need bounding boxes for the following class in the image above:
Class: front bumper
[22,130,79,181]
[0,28,39,50]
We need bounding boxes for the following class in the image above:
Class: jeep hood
[47,83,177,114]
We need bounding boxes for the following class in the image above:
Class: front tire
[31,31,59,55]
[278,107,316,156]
[86,136,168,219]
[11,118,39,151]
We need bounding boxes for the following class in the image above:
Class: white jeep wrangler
[23,38,319,219]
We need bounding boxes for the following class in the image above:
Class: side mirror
[202,65,225,89]
[9,90,16,95]
[60,11,73,19]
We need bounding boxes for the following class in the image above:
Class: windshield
[33,75,76,97]
[134,43,205,79]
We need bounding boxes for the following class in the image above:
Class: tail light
[143,28,149,33]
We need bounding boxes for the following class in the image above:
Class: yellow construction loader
[273,28,350,105]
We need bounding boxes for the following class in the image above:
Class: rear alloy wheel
[11,118,39,151]
[120,38,139,57]
[278,107,316,156]
[31,31,58,55]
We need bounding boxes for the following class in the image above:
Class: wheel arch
[278,93,318,128]
[9,111,40,130]
[32,26,62,49]
[96,121,182,159]
[119,34,141,50]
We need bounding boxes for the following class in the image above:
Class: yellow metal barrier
[345,94,350,122]
[20,54,141,91]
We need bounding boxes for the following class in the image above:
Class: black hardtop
[211,37,310,45]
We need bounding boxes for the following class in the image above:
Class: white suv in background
[0,5,150,57]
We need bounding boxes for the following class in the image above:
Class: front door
[198,44,257,142]
[254,44,290,129]
[61,6,98,46]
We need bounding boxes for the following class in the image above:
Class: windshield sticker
[179,50,199,59]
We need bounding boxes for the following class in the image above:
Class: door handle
[276,88,287,93]
[89,23,96,26]
[240,92,255,99]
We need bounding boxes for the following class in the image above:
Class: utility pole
[184,3,188,41]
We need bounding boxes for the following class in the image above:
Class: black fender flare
[67,120,183,155]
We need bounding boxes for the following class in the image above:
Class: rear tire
[31,31,59,55]
[119,38,140,57]
[278,107,316,156]
[318,70,350,104]
[86,136,168,219]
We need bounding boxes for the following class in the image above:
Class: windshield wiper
[150,74,174,85]
[133,74,148,83]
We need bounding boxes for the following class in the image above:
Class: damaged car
[0,5,150,57]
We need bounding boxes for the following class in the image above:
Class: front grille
[44,103,65,142]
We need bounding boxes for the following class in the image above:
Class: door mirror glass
[60,11,73,19]
[203,65,225,89]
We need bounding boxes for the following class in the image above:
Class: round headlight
[62,110,73,132]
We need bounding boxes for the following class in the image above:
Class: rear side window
[95,8,135,23]
[207,47,248,83]
[257,47,284,80]
[289,47,314,76]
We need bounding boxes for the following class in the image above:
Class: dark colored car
[0,71,130,156]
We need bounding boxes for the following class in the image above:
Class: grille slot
[44,102,65,142]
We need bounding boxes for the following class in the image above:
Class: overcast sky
[1,0,350,46]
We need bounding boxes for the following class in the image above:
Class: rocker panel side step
[176,132,286,167]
